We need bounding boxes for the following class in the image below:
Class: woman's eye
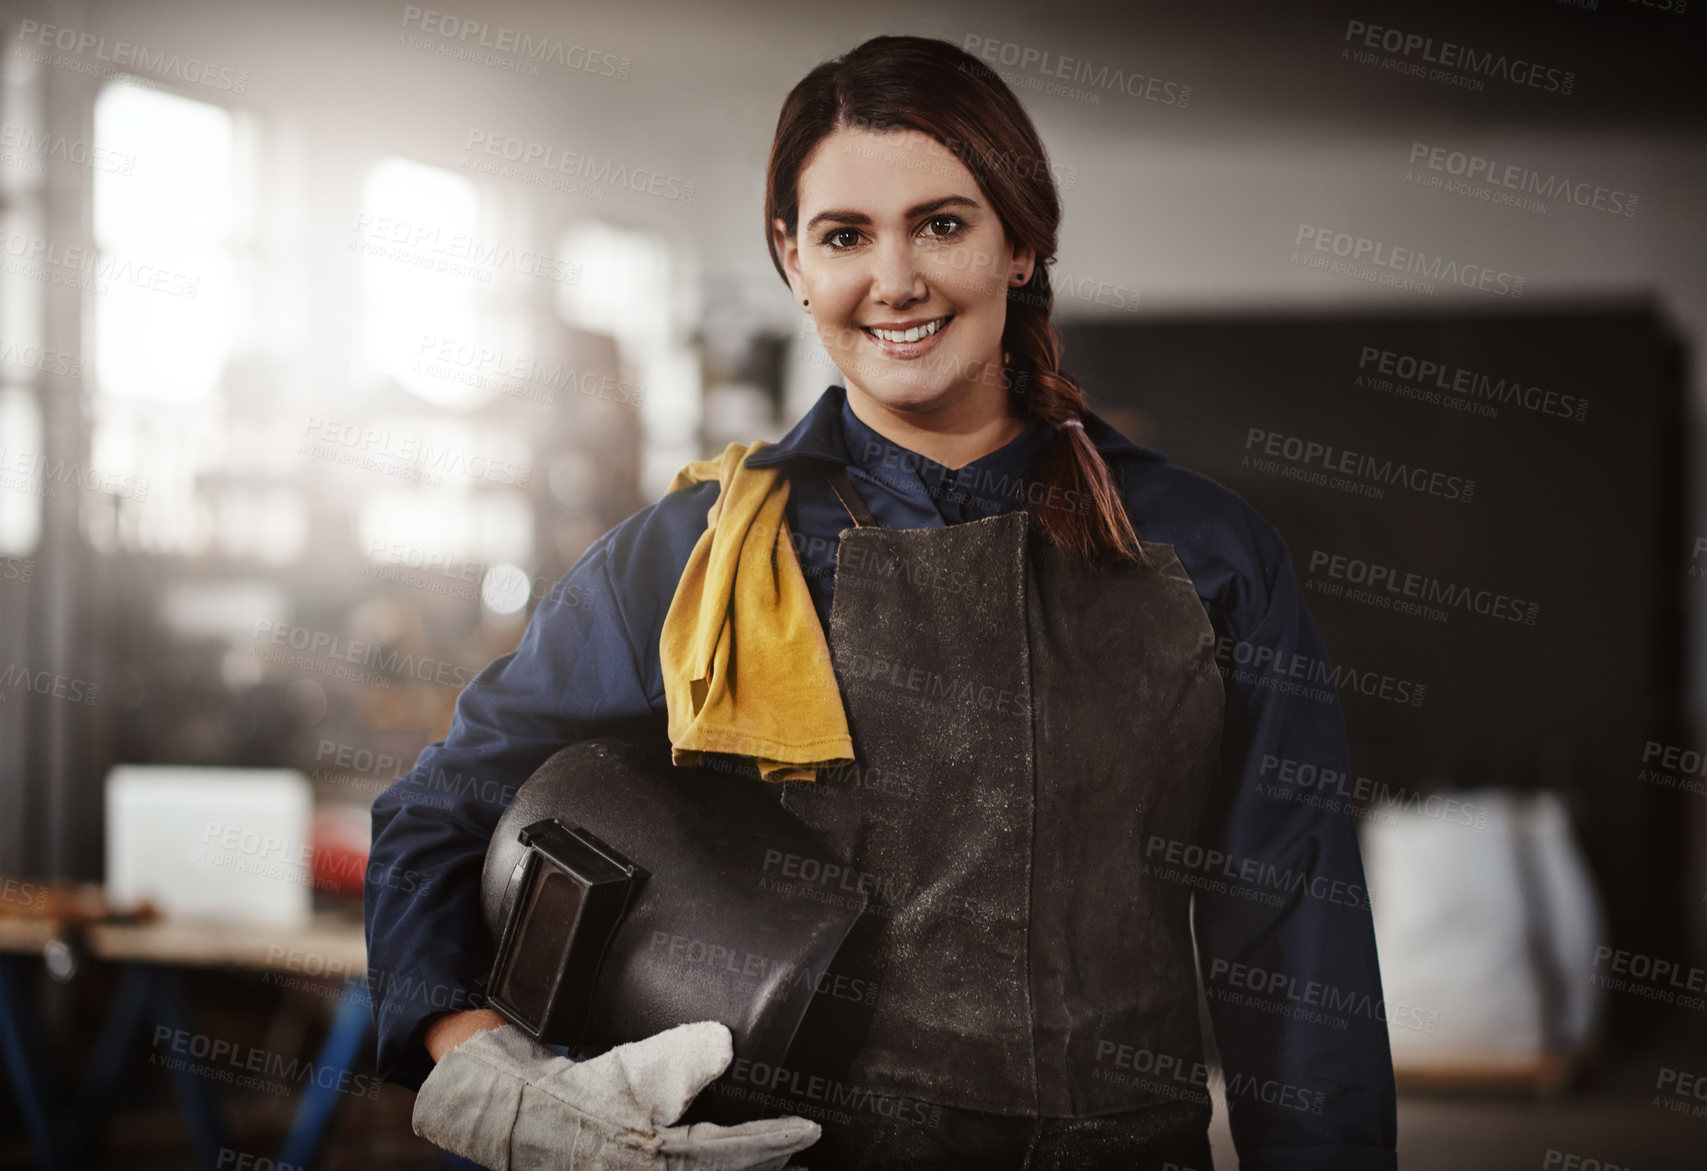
[820,217,963,250]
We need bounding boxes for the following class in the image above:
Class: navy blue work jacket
[365,383,1398,1170]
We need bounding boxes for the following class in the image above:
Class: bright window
[358,157,481,409]
[88,80,310,562]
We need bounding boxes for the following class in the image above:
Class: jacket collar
[741,384,1165,472]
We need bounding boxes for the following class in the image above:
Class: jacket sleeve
[1190,522,1399,1170]
[362,485,714,1089]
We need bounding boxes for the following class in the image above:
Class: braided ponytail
[1004,266,1145,567]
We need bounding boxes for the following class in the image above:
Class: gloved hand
[411,1020,820,1170]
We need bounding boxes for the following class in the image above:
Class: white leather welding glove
[411,1020,819,1170]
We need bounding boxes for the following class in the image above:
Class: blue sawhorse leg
[150,966,230,1170]
[69,962,156,1165]
[67,964,228,1170]
[10,955,382,1171]
[0,955,70,1171]
[276,982,372,1170]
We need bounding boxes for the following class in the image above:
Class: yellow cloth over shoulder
[660,440,853,783]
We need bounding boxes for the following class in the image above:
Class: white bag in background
[1360,788,1606,1076]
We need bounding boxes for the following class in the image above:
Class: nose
[868,236,927,309]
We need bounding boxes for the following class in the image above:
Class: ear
[773,217,806,303]
[1009,241,1037,287]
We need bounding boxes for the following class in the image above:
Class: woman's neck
[844,385,1028,471]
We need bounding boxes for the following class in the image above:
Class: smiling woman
[369,32,1397,1171]
[766,36,1139,565]
[777,141,1025,442]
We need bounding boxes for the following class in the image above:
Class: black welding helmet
[479,737,872,1101]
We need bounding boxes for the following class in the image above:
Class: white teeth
[869,317,946,343]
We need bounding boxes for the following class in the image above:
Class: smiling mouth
[862,315,953,344]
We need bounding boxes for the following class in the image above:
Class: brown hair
[765,34,1142,566]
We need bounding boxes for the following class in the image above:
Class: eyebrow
[804,195,981,234]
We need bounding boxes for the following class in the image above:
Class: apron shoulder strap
[822,463,879,528]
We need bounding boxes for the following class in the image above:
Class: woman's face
[774,126,1034,425]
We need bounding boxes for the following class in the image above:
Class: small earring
[802,298,810,307]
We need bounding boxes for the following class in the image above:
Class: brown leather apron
[764,462,1226,1167]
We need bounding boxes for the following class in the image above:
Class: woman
[366,34,1398,1170]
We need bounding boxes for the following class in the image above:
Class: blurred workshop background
[0,0,1702,1167]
